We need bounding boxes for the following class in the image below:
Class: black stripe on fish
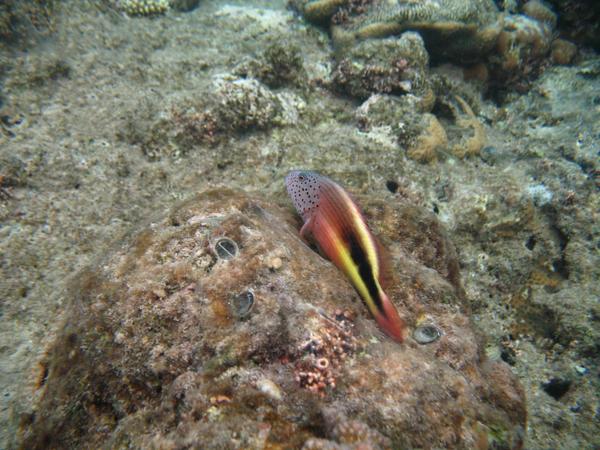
[346,233,383,311]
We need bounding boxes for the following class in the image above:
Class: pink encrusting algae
[285,170,407,342]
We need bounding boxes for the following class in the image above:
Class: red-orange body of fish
[285,170,407,342]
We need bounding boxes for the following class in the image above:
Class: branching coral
[450,95,486,158]
[406,113,448,163]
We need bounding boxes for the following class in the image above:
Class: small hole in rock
[552,258,569,279]
[35,362,49,389]
[386,180,399,193]
[542,378,571,400]
[525,235,536,250]
[500,346,517,366]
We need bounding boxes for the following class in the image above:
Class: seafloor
[0,0,598,449]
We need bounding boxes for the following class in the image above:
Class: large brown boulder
[18,188,525,449]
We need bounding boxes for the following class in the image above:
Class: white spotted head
[285,170,322,220]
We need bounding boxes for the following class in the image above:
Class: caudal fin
[374,292,407,343]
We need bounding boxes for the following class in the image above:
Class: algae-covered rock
[0,0,57,46]
[122,76,305,160]
[332,32,432,102]
[18,188,525,449]
[355,91,485,162]
[235,42,307,89]
[289,0,348,24]
[489,12,555,94]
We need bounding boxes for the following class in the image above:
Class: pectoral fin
[299,216,313,241]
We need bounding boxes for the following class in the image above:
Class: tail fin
[374,292,407,343]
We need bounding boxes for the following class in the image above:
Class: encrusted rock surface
[293,0,563,97]
[1,1,598,448]
[18,188,525,449]
[331,32,432,103]
[292,0,502,63]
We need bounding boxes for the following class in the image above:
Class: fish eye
[298,174,305,181]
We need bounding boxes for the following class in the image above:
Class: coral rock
[522,0,557,29]
[18,188,525,449]
[332,33,431,101]
[550,38,577,65]
[316,0,502,64]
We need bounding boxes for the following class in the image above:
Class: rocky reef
[329,0,502,64]
[291,0,575,99]
[284,0,582,162]
[18,189,525,449]
[1,0,598,448]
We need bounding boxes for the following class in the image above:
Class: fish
[285,170,407,343]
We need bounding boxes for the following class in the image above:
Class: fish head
[285,170,322,220]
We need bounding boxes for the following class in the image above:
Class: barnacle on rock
[230,290,255,319]
[17,189,525,449]
[212,237,239,260]
[295,315,357,396]
[413,324,442,344]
